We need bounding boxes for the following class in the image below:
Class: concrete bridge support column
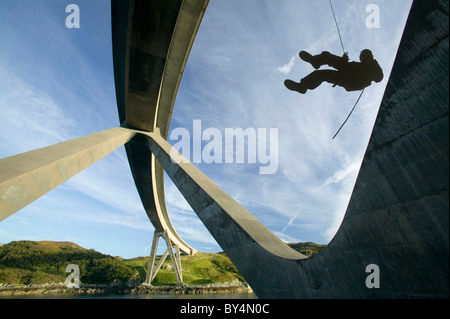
[0,127,136,221]
[145,229,184,285]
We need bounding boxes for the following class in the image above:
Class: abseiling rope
[329,0,346,55]
[328,0,365,139]
[333,89,365,139]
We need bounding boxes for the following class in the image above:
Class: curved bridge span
[111,0,210,258]
[0,0,448,298]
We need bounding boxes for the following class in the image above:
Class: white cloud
[276,56,296,75]
[322,160,361,188]
[0,66,77,154]
[273,231,302,244]
[282,216,297,233]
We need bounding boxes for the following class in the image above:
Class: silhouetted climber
[284,50,383,94]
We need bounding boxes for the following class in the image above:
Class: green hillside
[0,240,326,287]
[124,252,244,286]
[0,241,136,286]
[0,241,243,286]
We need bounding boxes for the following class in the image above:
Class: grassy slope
[124,252,245,286]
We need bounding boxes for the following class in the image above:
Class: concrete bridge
[0,0,448,298]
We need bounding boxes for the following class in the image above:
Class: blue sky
[0,0,412,258]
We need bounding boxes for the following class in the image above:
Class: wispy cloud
[322,160,361,188]
[276,55,296,75]
[273,231,302,244]
[0,65,77,154]
[282,216,297,233]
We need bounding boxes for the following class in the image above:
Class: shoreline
[0,282,253,297]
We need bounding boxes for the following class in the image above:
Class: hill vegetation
[0,241,134,286]
[0,240,325,287]
[288,242,327,256]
